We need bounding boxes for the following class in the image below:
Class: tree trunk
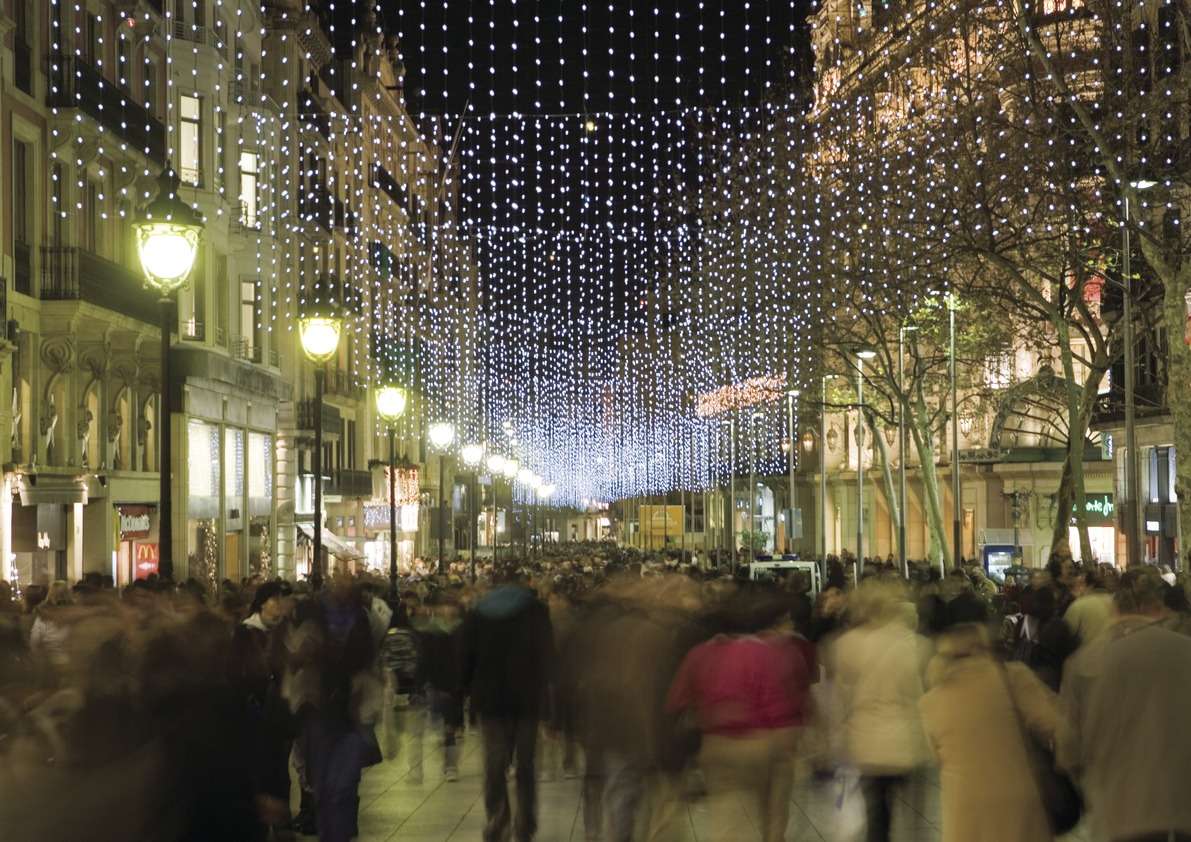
[908,396,950,570]
[866,408,899,559]
[1160,260,1191,568]
[1056,318,1092,562]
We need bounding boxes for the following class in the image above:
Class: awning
[296,523,364,560]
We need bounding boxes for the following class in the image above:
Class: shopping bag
[833,768,866,842]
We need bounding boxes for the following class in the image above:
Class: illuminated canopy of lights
[46,0,1188,505]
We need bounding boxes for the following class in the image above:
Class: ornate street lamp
[487,453,507,563]
[375,385,407,599]
[133,166,203,580]
[428,421,456,574]
[299,279,342,589]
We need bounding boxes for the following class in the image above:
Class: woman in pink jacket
[666,591,814,842]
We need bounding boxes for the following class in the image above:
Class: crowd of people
[1,544,1190,842]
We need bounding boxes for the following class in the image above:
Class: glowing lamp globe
[517,467,535,486]
[502,459,520,479]
[428,422,456,450]
[299,316,342,364]
[461,443,485,466]
[486,453,507,474]
[134,167,203,294]
[375,386,408,424]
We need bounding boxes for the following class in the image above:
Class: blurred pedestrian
[919,600,1061,842]
[830,580,928,842]
[462,569,555,842]
[666,590,812,842]
[1059,567,1191,842]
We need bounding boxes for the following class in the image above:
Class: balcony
[323,368,363,398]
[299,89,331,141]
[41,246,159,324]
[47,55,166,164]
[181,319,205,341]
[231,335,262,364]
[297,397,342,436]
[327,469,373,499]
[299,185,335,232]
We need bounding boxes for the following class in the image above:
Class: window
[83,181,100,252]
[179,94,202,186]
[187,256,206,340]
[240,279,259,359]
[51,164,64,246]
[14,0,33,95]
[13,140,32,295]
[13,141,30,247]
[117,36,130,90]
[81,13,99,66]
[215,254,228,345]
[239,152,259,228]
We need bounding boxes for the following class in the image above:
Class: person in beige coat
[919,613,1061,842]
[830,580,929,842]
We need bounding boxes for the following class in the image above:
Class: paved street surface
[342,727,945,842]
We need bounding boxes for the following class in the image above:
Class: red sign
[135,543,159,579]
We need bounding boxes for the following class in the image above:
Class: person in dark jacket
[462,571,555,842]
[231,580,295,831]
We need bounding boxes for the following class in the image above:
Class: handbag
[998,664,1083,834]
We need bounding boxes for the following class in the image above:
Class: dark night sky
[375,0,815,118]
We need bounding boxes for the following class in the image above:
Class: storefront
[1069,492,1118,566]
[115,504,159,584]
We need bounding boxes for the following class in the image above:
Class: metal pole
[857,359,865,576]
[1123,194,1141,567]
[788,393,796,556]
[491,477,498,566]
[437,452,446,574]
[388,428,397,600]
[470,470,478,582]
[729,418,737,574]
[312,368,325,590]
[898,329,908,577]
[158,297,174,580]
[748,418,756,568]
[820,376,828,582]
[950,295,962,571]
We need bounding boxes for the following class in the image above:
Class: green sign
[1072,493,1114,525]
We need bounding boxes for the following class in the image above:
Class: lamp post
[517,467,536,558]
[133,166,204,581]
[375,385,407,599]
[748,411,764,567]
[723,417,737,573]
[298,277,343,590]
[501,458,520,559]
[428,422,456,575]
[486,453,507,564]
[897,326,918,578]
[1123,180,1156,567]
[855,349,877,575]
[947,293,961,571]
[786,389,800,555]
[819,373,842,583]
[461,443,485,581]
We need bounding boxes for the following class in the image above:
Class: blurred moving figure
[462,571,555,842]
[831,581,928,842]
[666,591,813,842]
[562,577,708,842]
[1060,567,1191,842]
[919,601,1061,842]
